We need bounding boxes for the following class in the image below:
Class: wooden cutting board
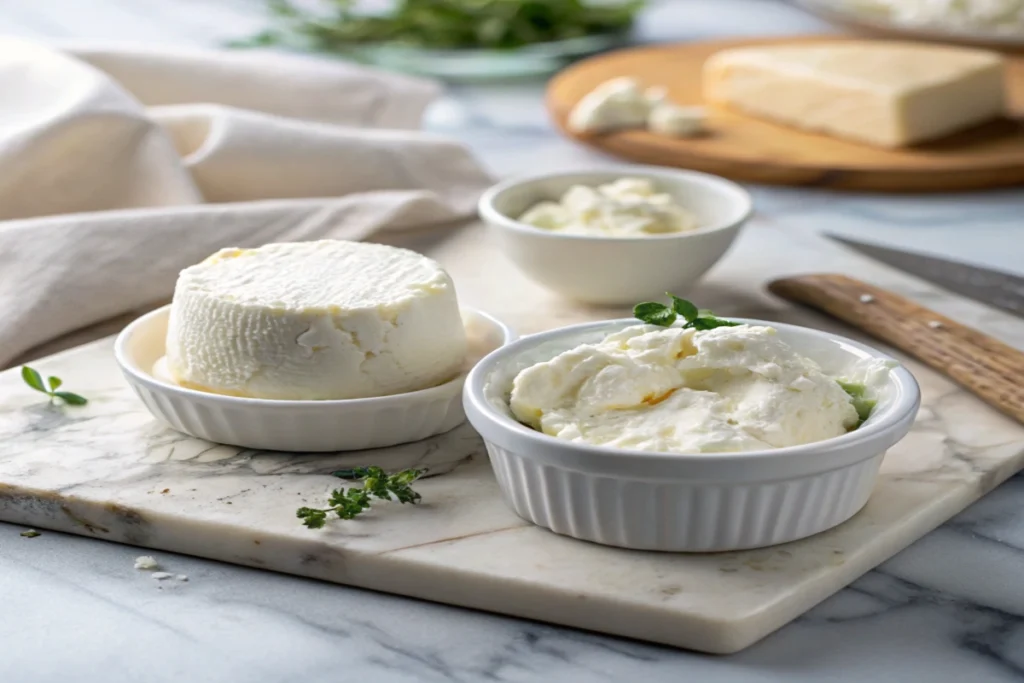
[3,224,1024,655]
[546,36,1024,192]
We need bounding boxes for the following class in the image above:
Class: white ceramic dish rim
[115,304,515,409]
[478,165,754,244]
[465,317,921,481]
[794,0,1024,47]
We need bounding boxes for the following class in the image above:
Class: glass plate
[343,33,631,80]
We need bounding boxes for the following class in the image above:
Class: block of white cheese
[165,240,467,400]
[702,41,1005,147]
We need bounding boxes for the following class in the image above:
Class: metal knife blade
[825,234,1024,320]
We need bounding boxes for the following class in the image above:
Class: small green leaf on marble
[20,366,87,406]
[21,366,46,393]
[53,392,88,406]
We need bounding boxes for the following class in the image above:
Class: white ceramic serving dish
[463,318,920,552]
[477,166,753,305]
[795,0,1024,49]
[116,304,514,453]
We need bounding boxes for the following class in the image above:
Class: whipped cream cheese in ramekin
[510,323,865,454]
[517,177,699,238]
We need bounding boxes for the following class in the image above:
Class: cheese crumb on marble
[151,572,174,581]
[134,556,159,570]
[510,324,860,454]
[165,240,467,400]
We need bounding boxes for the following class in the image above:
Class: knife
[767,271,1024,424]
[823,234,1024,320]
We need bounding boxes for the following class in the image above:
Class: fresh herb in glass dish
[233,0,645,52]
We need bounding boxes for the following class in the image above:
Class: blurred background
[6,0,1021,70]
[7,0,1022,91]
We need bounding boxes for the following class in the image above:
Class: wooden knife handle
[768,274,1024,424]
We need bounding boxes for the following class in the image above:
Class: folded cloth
[0,38,492,368]
[67,43,439,129]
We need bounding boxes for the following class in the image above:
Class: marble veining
[2,0,1024,680]
[2,215,1024,657]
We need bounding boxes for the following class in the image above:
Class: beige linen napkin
[0,38,492,368]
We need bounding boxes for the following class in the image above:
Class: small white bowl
[115,304,514,452]
[478,166,753,305]
[463,318,920,552]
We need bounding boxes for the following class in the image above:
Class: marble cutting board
[2,222,1024,655]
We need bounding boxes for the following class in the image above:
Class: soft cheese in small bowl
[115,240,514,452]
[478,166,752,305]
[463,312,919,552]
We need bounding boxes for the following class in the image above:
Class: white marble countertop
[1,1,1023,682]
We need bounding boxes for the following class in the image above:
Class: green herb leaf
[224,29,284,49]
[633,302,676,327]
[296,507,328,529]
[635,294,742,331]
[331,468,362,479]
[21,367,87,406]
[53,392,88,406]
[299,467,424,527]
[836,381,866,398]
[851,397,876,423]
[685,317,742,331]
[669,295,699,321]
[229,0,645,53]
[20,529,41,538]
[21,366,46,393]
[838,381,875,427]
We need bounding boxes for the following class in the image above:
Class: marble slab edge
[1,448,1021,655]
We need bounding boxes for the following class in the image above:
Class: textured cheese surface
[703,42,1005,147]
[518,177,698,237]
[510,324,859,454]
[166,240,467,400]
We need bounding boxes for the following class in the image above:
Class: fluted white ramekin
[463,318,920,552]
[115,304,514,452]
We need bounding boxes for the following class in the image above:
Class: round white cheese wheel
[165,240,467,400]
